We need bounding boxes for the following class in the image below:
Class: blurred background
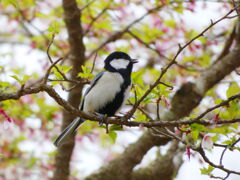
[0,0,240,180]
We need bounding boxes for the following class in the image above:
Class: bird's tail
[54,118,85,147]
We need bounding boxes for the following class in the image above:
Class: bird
[54,51,138,147]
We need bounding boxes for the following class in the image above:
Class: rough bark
[85,131,170,180]
[131,142,184,180]
[53,0,85,180]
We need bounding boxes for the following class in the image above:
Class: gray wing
[80,71,105,110]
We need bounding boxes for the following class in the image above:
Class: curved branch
[131,141,184,180]
[85,131,170,180]
[126,7,238,120]
[2,83,240,129]
[81,7,240,180]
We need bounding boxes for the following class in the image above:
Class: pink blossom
[162,27,169,33]
[185,147,191,160]
[153,18,161,28]
[174,127,180,135]
[30,41,37,49]
[202,134,213,150]
[194,44,202,49]
[76,136,84,142]
[210,114,219,124]
[0,109,13,123]
[161,95,170,107]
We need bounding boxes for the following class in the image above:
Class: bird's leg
[94,112,107,126]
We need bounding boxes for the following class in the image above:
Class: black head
[104,51,138,74]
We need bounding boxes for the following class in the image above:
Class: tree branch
[87,5,163,59]
[84,3,111,35]
[131,141,184,180]
[2,82,240,128]
[85,131,170,180]
[126,7,238,120]
[81,7,240,180]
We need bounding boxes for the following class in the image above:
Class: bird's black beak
[132,59,138,64]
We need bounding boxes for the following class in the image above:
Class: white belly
[83,72,124,113]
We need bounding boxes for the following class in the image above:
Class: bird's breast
[83,72,126,113]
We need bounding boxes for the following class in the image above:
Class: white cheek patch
[110,59,129,69]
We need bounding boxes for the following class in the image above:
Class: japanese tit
[54,51,138,147]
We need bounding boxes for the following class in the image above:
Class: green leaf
[226,83,240,98]
[175,4,184,13]
[108,131,117,144]
[0,81,11,90]
[223,136,237,146]
[212,135,219,143]
[190,123,206,132]
[165,19,176,28]
[200,165,214,175]
[22,75,31,83]
[215,98,222,105]
[27,157,39,168]
[109,125,123,131]
[56,64,72,74]
[134,113,147,122]
[201,54,210,66]
[22,0,35,7]
[182,56,195,63]
[48,21,60,34]
[10,75,22,84]
[10,75,31,85]
[78,65,94,79]
[191,130,199,142]
[3,0,18,8]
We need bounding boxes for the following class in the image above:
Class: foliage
[0,0,240,180]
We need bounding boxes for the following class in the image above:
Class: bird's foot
[94,112,107,126]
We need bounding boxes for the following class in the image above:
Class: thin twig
[231,0,240,17]
[128,30,170,60]
[125,7,238,120]
[210,174,226,180]
[127,100,153,121]
[220,137,240,166]
[198,147,240,176]
[156,97,161,120]
[223,173,230,180]
[132,84,138,104]
[192,93,240,122]
[159,82,174,90]
[44,58,64,83]
[129,30,205,72]
[80,0,97,11]
[90,52,98,74]
[151,124,240,177]
[215,25,236,61]
[84,5,110,35]
[46,35,69,82]
[87,5,164,59]
[47,34,55,63]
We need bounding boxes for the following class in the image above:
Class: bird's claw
[94,112,107,126]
